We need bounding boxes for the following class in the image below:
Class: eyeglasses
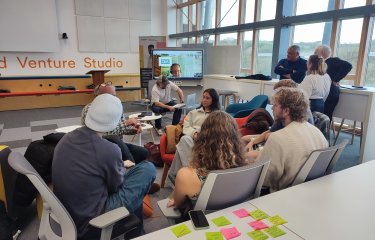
[100,81,112,87]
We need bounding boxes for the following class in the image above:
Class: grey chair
[8,151,138,240]
[292,139,349,186]
[157,159,270,221]
[183,93,200,114]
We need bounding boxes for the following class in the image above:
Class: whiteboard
[75,0,103,16]
[207,45,241,75]
[0,0,59,52]
[77,16,105,52]
[104,0,129,18]
[105,19,129,52]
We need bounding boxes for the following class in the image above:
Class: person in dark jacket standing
[274,45,307,84]
[314,45,352,120]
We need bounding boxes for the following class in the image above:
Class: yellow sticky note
[206,231,224,240]
[264,226,286,238]
[250,209,269,220]
[267,215,287,226]
[212,216,232,227]
[171,224,192,238]
[247,230,269,240]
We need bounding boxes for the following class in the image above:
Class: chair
[183,93,200,115]
[225,95,268,118]
[157,160,270,221]
[8,151,139,240]
[234,108,274,136]
[159,133,174,188]
[333,119,363,147]
[312,111,331,144]
[291,140,349,186]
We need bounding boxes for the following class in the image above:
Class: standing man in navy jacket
[274,45,307,84]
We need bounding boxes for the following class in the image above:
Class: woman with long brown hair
[167,111,248,209]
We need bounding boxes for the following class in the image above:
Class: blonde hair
[307,54,327,75]
[273,79,298,90]
[190,111,248,176]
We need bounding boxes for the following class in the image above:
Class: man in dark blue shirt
[274,45,307,84]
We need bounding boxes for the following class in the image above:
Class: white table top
[55,125,81,133]
[249,160,375,240]
[135,203,302,240]
[129,112,162,121]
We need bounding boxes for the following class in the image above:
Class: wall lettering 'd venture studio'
[0,56,124,70]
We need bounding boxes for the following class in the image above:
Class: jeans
[310,99,324,113]
[151,100,182,129]
[105,161,156,228]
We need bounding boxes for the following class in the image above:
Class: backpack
[143,142,163,167]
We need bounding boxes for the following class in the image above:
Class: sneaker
[157,129,164,136]
[148,182,161,194]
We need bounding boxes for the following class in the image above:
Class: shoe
[148,182,161,194]
[157,129,164,136]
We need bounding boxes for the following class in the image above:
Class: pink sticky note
[248,220,269,230]
[220,227,241,240]
[233,208,250,218]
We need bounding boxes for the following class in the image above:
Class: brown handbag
[143,142,163,167]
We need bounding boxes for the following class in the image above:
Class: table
[55,125,81,133]
[129,112,162,143]
[132,123,153,146]
[134,202,303,240]
[249,160,375,240]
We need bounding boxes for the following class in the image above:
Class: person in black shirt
[274,45,307,83]
[314,45,352,119]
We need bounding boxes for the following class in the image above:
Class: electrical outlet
[174,81,182,85]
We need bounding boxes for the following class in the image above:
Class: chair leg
[351,121,356,145]
[333,118,345,146]
[160,163,171,188]
[360,122,363,148]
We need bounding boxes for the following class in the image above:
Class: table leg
[138,133,142,146]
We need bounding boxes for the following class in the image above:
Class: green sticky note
[206,231,224,240]
[267,215,287,226]
[250,209,269,220]
[171,224,192,238]
[264,226,286,238]
[247,230,269,240]
[212,216,232,227]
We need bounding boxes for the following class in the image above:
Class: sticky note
[264,226,286,238]
[220,227,241,239]
[247,230,269,240]
[206,232,224,240]
[267,215,287,225]
[249,209,269,220]
[171,224,191,238]
[248,220,269,230]
[212,216,232,227]
[233,208,250,218]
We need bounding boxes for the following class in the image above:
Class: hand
[123,160,135,168]
[193,132,198,140]
[168,106,176,112]
[167,198,175,208]
[134,124,143,133]
[245,140,254,152]
[125,118,139,126]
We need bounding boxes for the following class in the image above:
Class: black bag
[58,85,76,90]
[144,142,164,167]
[0,201,12,240]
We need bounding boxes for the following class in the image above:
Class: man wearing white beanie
[52,94,156,239]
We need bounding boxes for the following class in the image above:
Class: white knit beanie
[85,94,123,132]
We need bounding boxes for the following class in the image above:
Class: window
[256,28,274,74]
[190,4,196,31]
[219,0,239,27]
[199,0,216,30]
[218,33,237,45]
[242,31,253,69]
[296,0,329,15]
[244,0,255,23]
[336,18,363,75]
[293,22,326,59]
[343,0,367,9]
[178,7,189,33]
[365,20,375,87]
[259,0,276,21]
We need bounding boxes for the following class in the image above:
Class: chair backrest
[194,159,270,211]
[147,80,157,100]
[8,152,76,240]
[225,95,269,117]
[292,140,349,186]
[312,111,331,141]
[186,93,197,108]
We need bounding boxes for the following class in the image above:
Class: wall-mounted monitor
[152,48,203,80]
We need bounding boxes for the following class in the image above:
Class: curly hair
[190,111,248,176]
[273,79,298,90]
[272,88,308,122]
[307,54,327,75]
